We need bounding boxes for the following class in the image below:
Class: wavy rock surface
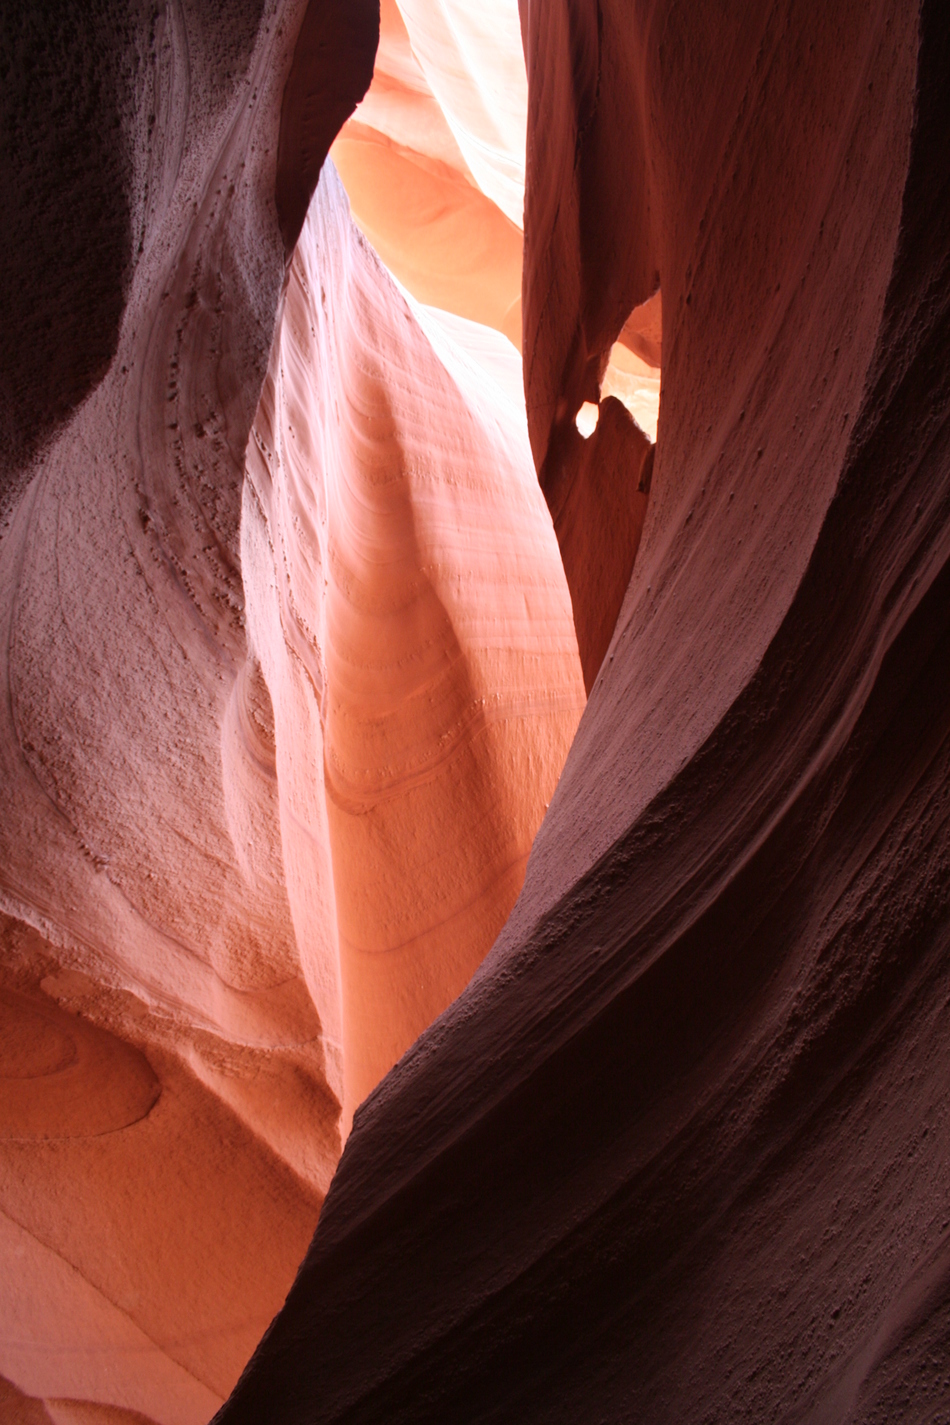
[0,0,588,1410]
[244,159,583,1124]
[217,0,950,1421]
[330,0,525,344]
[329,0,664,455]
[394,0,527,227]
[6,0,950,1418]
[326,0,662,678]
[0,0,363,1416]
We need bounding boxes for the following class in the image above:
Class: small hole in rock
[576,402,600,439]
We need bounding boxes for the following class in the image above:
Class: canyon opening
[1,1,948,1423]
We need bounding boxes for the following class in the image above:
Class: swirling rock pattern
[0,0,587,1412]
[330,0,525,344]
[5,0,950,1419]
[244,159,584,1125]
[216,0,950,1422]
[0,0,368,1416]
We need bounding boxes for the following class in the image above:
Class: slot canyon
[0,0,948,1421]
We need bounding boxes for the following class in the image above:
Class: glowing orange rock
[244,160,584,1124]
[0,0,586,1409]
[0,2,376,1417]
[331,0,524,343]
[394,0,527,226]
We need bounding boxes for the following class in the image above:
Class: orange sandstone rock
[394,0,527,227]
[0,1,370,1416]
[331,0,524,344]
[244,160,584,1124]
[0,0,586,1408]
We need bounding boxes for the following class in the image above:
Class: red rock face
[0,0,584,1412]
[213,0,950,1422]
[4,0,950,1420]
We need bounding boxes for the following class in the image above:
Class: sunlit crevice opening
[257,0,588,1127]
[576,291,662,443]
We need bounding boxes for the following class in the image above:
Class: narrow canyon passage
[2,1,949,1423]
[0,1,598,1414]
[247,0,662,1121]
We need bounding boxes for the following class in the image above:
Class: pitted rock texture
[4,0,950,1420]
[0,0,589,1413]
[0,1,372,1413]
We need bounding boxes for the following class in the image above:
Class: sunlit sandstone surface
[4,0,950,1422]
[244,161,582,1125]
[329,0,662,449]
[330,0,525,343]
[0,0,582,1416]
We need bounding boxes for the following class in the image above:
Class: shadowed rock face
[0,2,376,1413]
[212,0,950,1422]
[0,2,142,492]
[3,0,950,1420]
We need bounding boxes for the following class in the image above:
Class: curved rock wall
[0,0,362,1416]
[330,0,525,344]
[0,0,590,1410]
[215,0,950,1421]
[5,0,950,1418]
[394,0,527,227]
[244,159,583,1124]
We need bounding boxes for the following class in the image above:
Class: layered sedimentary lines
[244,160,583,1125]
[330,0,525,344]
[0,0,361,1411]
[216,0,950,1422]
[4,0,950,1420]
[0,0,587,1415]
[331,0,662,689]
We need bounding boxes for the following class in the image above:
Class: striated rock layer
[243,159,583,1126]
[217,0,950,1421]
[0,0,583,1415]
[0,3,365,1414]
[0,2,369,1414]
[330,0,526,345]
